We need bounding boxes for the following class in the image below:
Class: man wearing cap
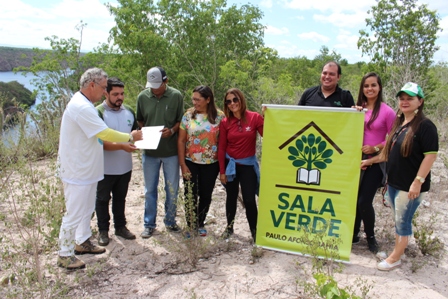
[298,61,355,107]
[95,77,139,247]
[136,66,184,238]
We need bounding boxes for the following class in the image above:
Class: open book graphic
[134,126,164,149]
[297,168,321,185]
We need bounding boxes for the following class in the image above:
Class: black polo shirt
[298,85,355,107]
[387,119,438,192]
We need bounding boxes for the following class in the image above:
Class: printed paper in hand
[134,126,164,149]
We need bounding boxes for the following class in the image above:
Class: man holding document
[136,66,184,238]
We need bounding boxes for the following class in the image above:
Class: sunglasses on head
[225,97,239,105]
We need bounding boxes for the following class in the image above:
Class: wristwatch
[128,134,134,143]
[170,128,175,135]
[374,146,380,152]
[415,176,425,183]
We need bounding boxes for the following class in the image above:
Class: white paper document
[134,126,164,150]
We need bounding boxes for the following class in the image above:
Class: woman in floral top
[178,85,224,237]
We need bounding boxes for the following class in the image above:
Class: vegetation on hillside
[0,47,37,71]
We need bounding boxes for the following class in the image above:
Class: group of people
[56,61,438,273]
[56,67,264,270]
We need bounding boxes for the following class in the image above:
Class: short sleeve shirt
[180,109,225,164]
[298,85,355,107]
[136,85,184,157]
[98,102,138,175]
[387,119,438,192]
[58,92,108,184]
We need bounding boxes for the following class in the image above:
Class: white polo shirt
[58,92,108,185]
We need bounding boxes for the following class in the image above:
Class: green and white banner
[256,105,364,261]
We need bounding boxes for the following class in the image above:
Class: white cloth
[58,182,97,256]
[58,91,108,185]
[101,102,134,175]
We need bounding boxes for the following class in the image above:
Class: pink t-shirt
[363,102,396,146]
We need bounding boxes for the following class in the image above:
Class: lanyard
[391,123,409,150]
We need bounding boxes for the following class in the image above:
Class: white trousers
[58,182,97,257]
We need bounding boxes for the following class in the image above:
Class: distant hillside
[0,47,38,71]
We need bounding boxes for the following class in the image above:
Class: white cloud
[0,0,115,51]
[298,32,330,43]
[260,0,273,9]
[439,15,448,38]
[283,0,375,13]
[265,25,290,36]
[422,0,448,15]
[334,32,360,51]
[268,40,319,58]
[313,11,368,28]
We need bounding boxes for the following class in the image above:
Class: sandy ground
[1,150,447,298]
[62,150,448,299]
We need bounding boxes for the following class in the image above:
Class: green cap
[396,82,424,98]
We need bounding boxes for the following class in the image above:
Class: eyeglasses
[192,97,204,102]
[95,82,107,91]
[225,97,239,105]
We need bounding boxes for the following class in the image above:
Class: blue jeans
[142,154,179,228]
[386,185,424,236]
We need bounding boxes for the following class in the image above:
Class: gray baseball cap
[146,67,167,89]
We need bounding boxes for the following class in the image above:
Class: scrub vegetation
[0,0,447,298]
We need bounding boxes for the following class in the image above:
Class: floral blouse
[180,109,225,164]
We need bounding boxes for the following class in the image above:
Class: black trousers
[353,163,383,238]
[183,160,219,230]
[225,163,258,236]
[96,170,132,232]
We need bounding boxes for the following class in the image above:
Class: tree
[358,0,441,101]
[107,0,266,101]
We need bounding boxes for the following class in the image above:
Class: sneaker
[141,227,155,239]
[377,259,401,271]
[221,227,234,239]
[367,236,379,253]
[57,255,85,270]
[198,227,207,237]
[352,235,360,244]
[98,231,109,246]
[115,227,136,240]
[166,224,181,233]
[75,239,106,255]
[376,251,388,260]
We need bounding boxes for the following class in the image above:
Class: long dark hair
[188,85,218,124]
[356,72,384,130]
[381,96,426,159]
[223,88,247,123]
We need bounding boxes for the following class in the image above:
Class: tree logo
[287,133,333,185]
[278,121,342,186]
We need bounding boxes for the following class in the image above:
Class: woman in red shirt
[218,88,264,241]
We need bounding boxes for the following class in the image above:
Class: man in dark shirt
[298,61,354,107]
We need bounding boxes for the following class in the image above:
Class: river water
[0,71,43,143]
[0,71,43,107]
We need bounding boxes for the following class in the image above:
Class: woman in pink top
[353,72,396,253]
[218,88,264,241]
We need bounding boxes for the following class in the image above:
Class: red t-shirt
[218,110,264,174]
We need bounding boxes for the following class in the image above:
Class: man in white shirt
[57,68,142,270]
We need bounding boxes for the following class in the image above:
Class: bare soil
[1,150,448,299]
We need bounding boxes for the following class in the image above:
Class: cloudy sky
[1,0,448,63]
